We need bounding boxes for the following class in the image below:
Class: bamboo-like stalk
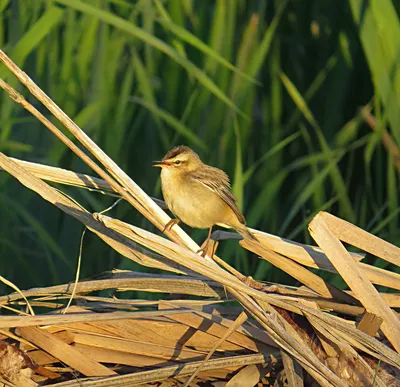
[0,153,189,276]
[2,147,398,384]
[0,52,212,259]
[309,213,400,353]
[0,52,363,384]
[0,150,351,383]
[0,55,339,383]
[1,50,400,386]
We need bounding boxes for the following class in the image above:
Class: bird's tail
[236,224,259,242]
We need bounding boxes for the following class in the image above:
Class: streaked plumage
[154,145,257,245]
[190,166,246,225]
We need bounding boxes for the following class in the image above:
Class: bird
[153,145,258,255]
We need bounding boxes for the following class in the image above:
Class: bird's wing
[190,166,246,225]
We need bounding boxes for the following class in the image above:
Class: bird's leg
[197,226,214,257]
[162,218,180,233]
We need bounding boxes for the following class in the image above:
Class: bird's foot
[197,238,217,258]
[196,247,207,257]
[162,218,180,233]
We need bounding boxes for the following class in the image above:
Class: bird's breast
[160,169,230,229]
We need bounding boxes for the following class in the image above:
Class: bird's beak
[153,160,171,168]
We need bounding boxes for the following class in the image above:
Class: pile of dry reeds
[0,50,399,387]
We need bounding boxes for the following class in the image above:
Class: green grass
[0,0,399,291]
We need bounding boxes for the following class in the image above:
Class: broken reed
[0,50,399,386]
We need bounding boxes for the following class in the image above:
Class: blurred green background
[0,0,399,292]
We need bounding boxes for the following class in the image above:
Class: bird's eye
[175,160,181,165]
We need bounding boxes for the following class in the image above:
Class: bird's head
[153,145,202,173]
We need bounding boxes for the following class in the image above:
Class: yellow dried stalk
[0,101,342,386]
[0,133,392,386]
[183,311,248,386]
[309,213,400,353]
[6,157,400,290]
[0,52,211,261]
[1,50,399,386]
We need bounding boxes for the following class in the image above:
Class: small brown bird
[154,145,257,253]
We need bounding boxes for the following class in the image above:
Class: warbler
[154,145,257,252]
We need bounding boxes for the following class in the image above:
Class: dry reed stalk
[11,156,400,293]
[0,159,397,384]
[225,364,275,386]
[8,157,400,291]
[0,146,347,384]
[281,351,304,387]
[241,239,357,303]
[89,213,370,331]
[182,311,248,386]
[1,50,399,386]
[0,309,192,329]
[8,276,396,360]
[300,302,388,387]
[317,212,400,267]
[18,327,116,377]
[0,154,191,276]
[159,302,270,351]
[0,273,226,303]
[1,157,166,206]
[5,157,400,295]
[47,353,274,386]
[0,51,213,261]
[70,333,208,361]
[4,272,397,315]
[0,60,270,292]
[230,289,344,387]
[299,306,400,368]
[0,157,363,266]
[309,212,400,353]
[90,318,247,352]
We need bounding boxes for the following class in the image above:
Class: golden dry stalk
[0,49,399,387]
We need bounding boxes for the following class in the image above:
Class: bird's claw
[162,218,180,233]
[197,238,217,258]
[196,247,207,257]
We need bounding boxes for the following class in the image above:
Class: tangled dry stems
[0,50,399,386]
